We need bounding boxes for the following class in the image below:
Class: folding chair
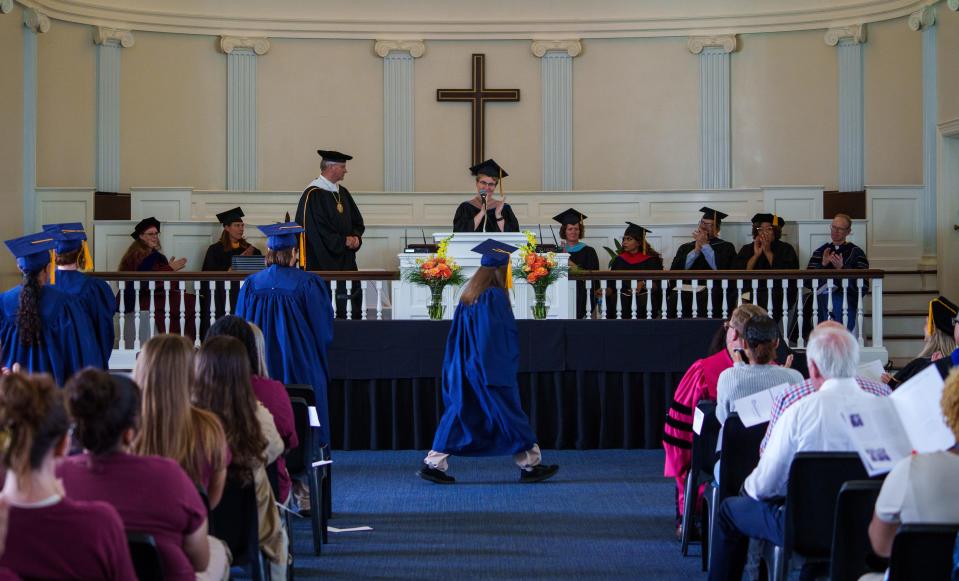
[209,473,270,581]
[760,452,868,581]
[888,523,959,581]
[127,531,164,581]
[286,384,332,523]
[680,400,720,561]
[288,396,327,555]
[829,480,885,581]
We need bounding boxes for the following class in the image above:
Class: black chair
[888,523,959,581]
[829,480,886,581]
[680,400,720,560]
[286,384,333,522]
[701,413,767,571]
[127,531,164,581]
[209,473,270,581]
[288,396,327,555]
[760,452,869,581]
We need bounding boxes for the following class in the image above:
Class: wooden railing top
[89,270,401,281]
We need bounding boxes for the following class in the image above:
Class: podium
[393,232,570,320]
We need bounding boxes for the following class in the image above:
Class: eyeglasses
[477,180,497,187]
[141,231,159,237]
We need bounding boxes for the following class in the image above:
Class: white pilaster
[688,35,736,189]
[94,28,133,193]
[910,7,938,263]
[22,8,49,231]
[375,40,424,192]
[826,25,866,192]
[532,40,581,191]
[220,37,270,191]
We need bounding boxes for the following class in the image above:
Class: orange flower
[533,266,548,277]
[528,273,541,284]
[525,254,537,266]
[422,260,436,270]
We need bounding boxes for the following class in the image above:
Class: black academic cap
[552,208,587,225]
[216,207,245,226]
[471,238,517,268]
[316,150,353,163]
[623,222,651,241]
[469,159,508,179]
[131,217,161,239]
[699,206,729,226]
[751,213,785,227]
[928,296,959,336]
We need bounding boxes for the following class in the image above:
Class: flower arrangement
[403,234,466,319]
[514,230,568,319]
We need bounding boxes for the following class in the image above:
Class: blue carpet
[286,449,705,580]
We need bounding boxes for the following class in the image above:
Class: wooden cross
[436,54,520,167]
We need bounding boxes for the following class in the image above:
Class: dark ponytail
[17,270,43,345]
[0,373,69,481]
[66,368,141,456]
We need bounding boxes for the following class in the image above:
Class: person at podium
[452,159,519,233]
[554,208,599,319]
[607,222,663,319]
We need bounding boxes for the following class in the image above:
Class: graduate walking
[419,239,559,484]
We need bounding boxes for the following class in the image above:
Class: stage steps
[865,269,937,369]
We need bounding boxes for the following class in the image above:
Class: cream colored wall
[732,30,838,189]
[414,41,540,192]
[0,8,25,286]
[940,9,959,124]
[865,16,922,185]
[258,38,383,192]
[37,19,95,188]
[573,37,699,191]
[120,32,226,192]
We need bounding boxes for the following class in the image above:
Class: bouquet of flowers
[513,231,568,319]
[403,234,466,319]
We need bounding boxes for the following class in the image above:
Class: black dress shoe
[520,464,559,483]
[418,464,455,484]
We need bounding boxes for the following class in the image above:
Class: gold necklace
[331,189,344,214]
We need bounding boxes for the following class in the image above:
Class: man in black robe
[200,207,261,337]
[295,149,366,319]
[453,159,520,233]
[670,207,737,317]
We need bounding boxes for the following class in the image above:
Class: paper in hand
[733,383,790,427]
[693,406,705,435]
[856,359,885,383]
[308,406,321,428]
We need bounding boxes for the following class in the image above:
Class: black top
[568,245,599,271]
[453,201,519,233]
[733,239,800,270]
[670,238,737,270]
[295,184,366,271]
[201,241,261,272]
[610,254,664,271]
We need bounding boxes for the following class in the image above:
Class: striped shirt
[759,375,891,455]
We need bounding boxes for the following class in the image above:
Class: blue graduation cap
[257,222,304,251]
[42,222,87,253]
[471,239,517,268]
[5,232,58,273]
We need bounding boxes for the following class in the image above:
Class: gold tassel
[299,232,307,269]
[928,299,935,337]
[81,240,94,271]
[773,214,779,227]
[505,259,512,290]
[49,250,56,284]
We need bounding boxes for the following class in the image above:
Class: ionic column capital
[908,5,937,31]
[531,40,583,58]
[219,36,271,55]
[687,35,737,54]
[825,24,867,46]
[374,40,426,58]
[95,27,135,48]
[22,8,50,33]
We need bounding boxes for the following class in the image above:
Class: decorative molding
[1,0,14,15]
[226,50,258,190]
[541,51,574,190]
[94,26,135,48]
[824,24,867,46]
[837,41,864,191]
[382,51,415,191]
[687,35,737,54]
[374,40,425,58]
[531,39,582,58]
[22,8,50,33]
[17,0,935,39]
[698,47,731,188]
[949,0,958,12]
[940,118,959,138]
[96,38,122,192]
[908,5,936,30]
[219,36,270,55]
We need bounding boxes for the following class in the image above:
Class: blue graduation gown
[50,270,116,368]
[1,285,102,385]
[234,265,335,444]
[431,288,537,457]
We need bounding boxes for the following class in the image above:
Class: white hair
[806,327,860,379]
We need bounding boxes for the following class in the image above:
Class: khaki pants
[424,444,542,472]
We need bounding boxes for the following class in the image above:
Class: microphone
[538,223,545,242]
[421,229,428,245]
[549,225,559,248]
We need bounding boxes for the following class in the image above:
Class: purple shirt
[58,452,206,581]
[0,496,136,580]
[252,375,299,502]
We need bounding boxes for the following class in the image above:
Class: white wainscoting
[34,187,95,234]
[763,186,825,221]
[130,187,193,222]
[866,186,924,269]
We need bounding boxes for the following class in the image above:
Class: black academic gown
[295,185,365,271]
[567,244,599,319]
[453,201,520,233]
[200,241,261,337]
[670,238,737,271]
[734,239,800,320]
[608,253,664,319]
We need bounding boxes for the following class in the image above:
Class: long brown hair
[0,373,69,486]
[16,269,43,346]
[118,239,155,271]
[133,334,226,487]
[218,230,252,252]
[55,248,87,269]
[194,336,266,485]
[459,265,507,305]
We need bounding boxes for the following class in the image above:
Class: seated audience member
[715,315,803,424]
[0,373,136,579]
[194,336,288,580]
[59,368,229,581]
[862,369,959,580]
[708,326,870,580]
[663,303,767,535]
[806,213,869,331]
[133,334,229,509]
[882,296,958,388]
[759,320,891,455]
[206,315,298,504]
